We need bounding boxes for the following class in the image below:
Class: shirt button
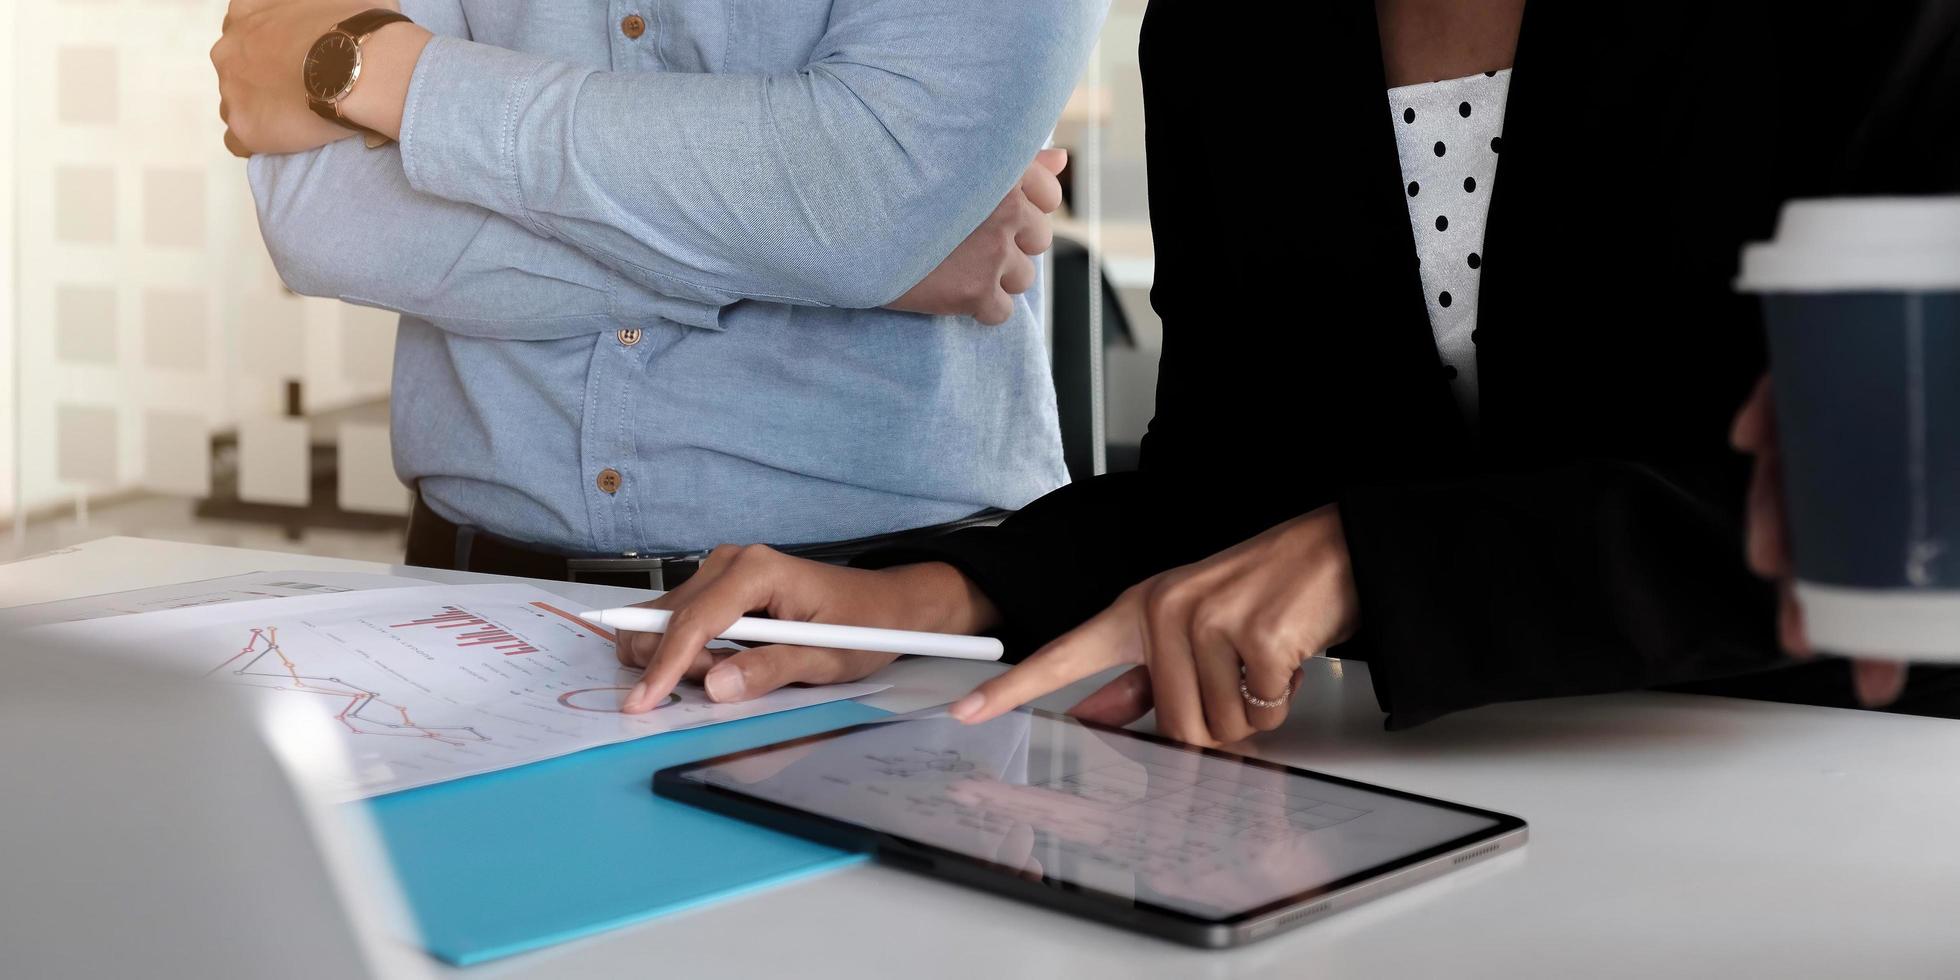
[620,14,646,39]
[596,468,623,494]
[617,328,642,347]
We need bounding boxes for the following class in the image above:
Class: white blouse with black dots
[1388,68,1510,422]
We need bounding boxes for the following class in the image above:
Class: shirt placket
[578,3,665,554]
[610,0,663,69]
[577,328,650,554]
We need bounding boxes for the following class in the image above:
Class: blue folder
[362,700,889,965]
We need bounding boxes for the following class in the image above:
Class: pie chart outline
[556,687,679,713]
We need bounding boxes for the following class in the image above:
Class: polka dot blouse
[1388,68,1510,422]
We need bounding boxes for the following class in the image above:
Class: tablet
[654,707,1525,947]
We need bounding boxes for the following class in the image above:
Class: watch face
[303,32,361,102]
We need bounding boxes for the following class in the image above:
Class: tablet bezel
[654,707,1526,946]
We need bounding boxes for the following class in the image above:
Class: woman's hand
[614,547,998,713]
[1733,374,1908,705]
[947,505,1360,747]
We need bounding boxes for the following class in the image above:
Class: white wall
[7,0,395,525]
[2,0,20,522]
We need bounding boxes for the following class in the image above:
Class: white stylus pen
[576,608,1005,662]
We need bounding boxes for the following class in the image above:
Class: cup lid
[1737,196,1960,293]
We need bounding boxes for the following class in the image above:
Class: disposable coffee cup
[1739,197,1960,660]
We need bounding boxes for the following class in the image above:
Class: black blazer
[868,1,1960,727]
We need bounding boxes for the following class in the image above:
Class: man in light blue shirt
[215,0,1103,577]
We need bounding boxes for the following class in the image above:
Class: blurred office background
[0,0,1159,564]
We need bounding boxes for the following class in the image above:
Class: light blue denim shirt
[248,0,1102,554]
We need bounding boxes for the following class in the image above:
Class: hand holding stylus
[611,545,1002,713]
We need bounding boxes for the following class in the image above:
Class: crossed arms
[226,0,1105,338]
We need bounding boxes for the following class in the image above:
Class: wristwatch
[303,8,414,145]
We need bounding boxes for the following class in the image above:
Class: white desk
[6,537,1959,979]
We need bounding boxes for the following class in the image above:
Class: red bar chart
[391,606,540,655]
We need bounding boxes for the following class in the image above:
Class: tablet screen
[674,709,1507,922]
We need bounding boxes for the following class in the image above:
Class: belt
[405,496,1006,592]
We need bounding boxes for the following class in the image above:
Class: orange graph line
[217,627,488,746]
[531,601,616,644]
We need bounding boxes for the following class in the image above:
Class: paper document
[0,569,434,627]
[29,583,887,799]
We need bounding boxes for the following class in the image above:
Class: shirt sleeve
[248,141,724,338]
[395,0,1107,311]
[245,0,724,338]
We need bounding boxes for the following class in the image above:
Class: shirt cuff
[608,268,726,332]
[398,35,558,235]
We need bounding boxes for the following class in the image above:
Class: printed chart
[212,626,490,746]
[0,570,430,627]
[32,583,887,799]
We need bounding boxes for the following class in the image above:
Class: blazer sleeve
[1335,460,1783,729]
[855,0,1406,657]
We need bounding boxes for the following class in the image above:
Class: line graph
[209,626,490,746]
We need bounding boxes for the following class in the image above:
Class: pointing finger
[949,598,1141,725]
[615,630,717,678]
[614,569,719,668]
[624,547,771,712]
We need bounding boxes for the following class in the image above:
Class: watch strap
[307,8,414,143]
[334,8,413,44]
[308,99,343,127]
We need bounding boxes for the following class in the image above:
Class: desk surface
[6,536,1958,979]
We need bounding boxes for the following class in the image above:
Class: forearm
[249,139,724,338]
[237,0,721,336]
[885,561,1004,638]
[337,21,425,143]
[857,471,1232,659]
[339,1,1105,310]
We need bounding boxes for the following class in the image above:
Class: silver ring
[1239,672,1288,710]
